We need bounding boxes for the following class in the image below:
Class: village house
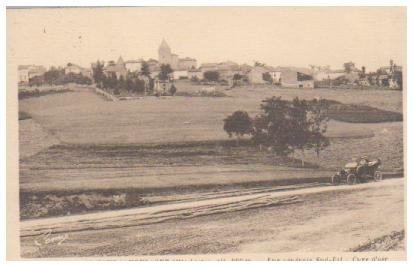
[145,58,160,78]
[378,65,403,75]
[124,59,143,73]
[146,58,159,71]
[310,63,364,87]
[18,65,47,84]
[377,60,403,89]
[65,63,83,74]
[247,65,314,88]
[216,61,242,82]
[172,69,189,80]
[178,57,197,70]
[217,61,239,71]
[284,69,314,88]
[310,65,346,81]
[188,68,203,80]
[247,66,266,84]
[103,56,128,79]
[199,63,219,73]
[247,65,278,84]
[239,64,253,74]
[65,63,92,78]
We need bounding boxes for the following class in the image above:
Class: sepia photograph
[6,6,406,260]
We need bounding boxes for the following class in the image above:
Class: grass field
[226,85,403,113]
[18,85,404,219]
[18,86,402,145]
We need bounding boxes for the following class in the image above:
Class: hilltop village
[18,39,403,98]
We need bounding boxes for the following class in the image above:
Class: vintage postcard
[6,6,406,260]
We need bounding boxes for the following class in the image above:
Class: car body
[331,157,382,185]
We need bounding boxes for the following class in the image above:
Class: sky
[7,7,406,72]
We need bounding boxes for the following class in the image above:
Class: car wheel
[331,174,341,185]
[347,174,357,185]
[374,171,383,181]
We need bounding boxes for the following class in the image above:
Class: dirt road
[20,178,405,258]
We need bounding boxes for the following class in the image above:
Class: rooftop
[179,57,197,61]
[125,59,143,64]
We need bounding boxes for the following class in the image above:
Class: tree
[92,60,105,87]
[104,73,117,89]
[344,62,355,73]
[232,73,243,87]
[28,75,45,87]
[54,72,92,85]
[259,97,293,156]
[140,61,151,77]
[262,72,273,84]
[361,66,366,78]
[251,114,268,151]
[254,97,330,165]
[140,61,151,95]
[223,111,252,146]
[288,97,311,166]
[170,84,177,95]
[203,71,220,82]
[126,77,134,92]
[117,76,126,90]
[392,70,403,89]
[43,67,64,85]
[306,98,330,157]
[159,64,173,80]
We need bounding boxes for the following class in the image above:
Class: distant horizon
[15,49,405,73]
[7,7,406,73]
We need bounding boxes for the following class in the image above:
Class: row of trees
[92,61,177,95]
[223,97,330,165]
[28,67,92,86]
[92,60,152,94]
[100,73,149,95]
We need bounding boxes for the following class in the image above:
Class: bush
[28,76,45,87]
[262,72,273,84]
[223,110,252,146]
[203,71,220,82]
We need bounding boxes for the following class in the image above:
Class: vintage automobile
[331,157,383,185]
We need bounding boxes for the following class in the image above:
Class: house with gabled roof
[18,65,47,83]
[103,56,128,79]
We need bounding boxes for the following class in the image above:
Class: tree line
[27,67,92,87]
[92,61,177,95]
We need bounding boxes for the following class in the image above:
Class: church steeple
[158,39,172,64]
[159,39,171,53]
[117,56,124,66]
